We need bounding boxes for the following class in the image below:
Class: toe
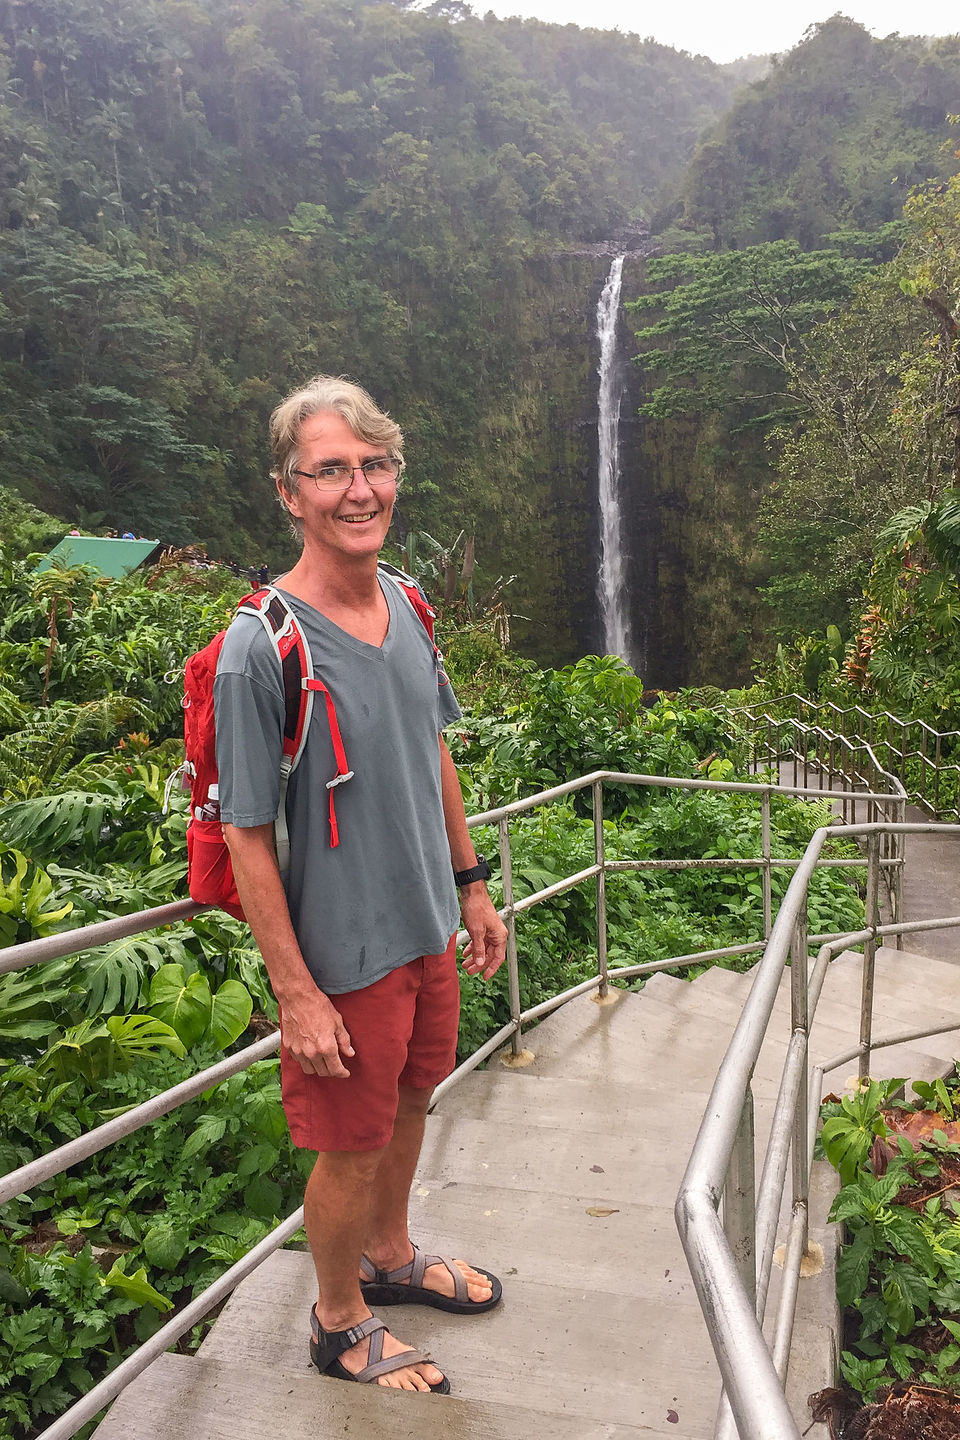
[454,1259,493,1300]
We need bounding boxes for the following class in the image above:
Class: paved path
[772,765,960,965]
[899,805,960,964]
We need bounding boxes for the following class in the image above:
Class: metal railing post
[859,833,881,1080]
[593,778,609,998]
[761,789,773,939]
[723,1087,757,1304]
[498,814,523,1056]
[895,794,906,950]
[790,913,809,1210]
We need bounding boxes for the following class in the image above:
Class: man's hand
[279,990,355,1078]
[459,885,508,980]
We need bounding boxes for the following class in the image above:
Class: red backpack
[167,565,440,920]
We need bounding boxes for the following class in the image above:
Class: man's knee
[307,1144,385,1192]
[397,1083,434,1119]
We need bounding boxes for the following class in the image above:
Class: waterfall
[596,254,632,664]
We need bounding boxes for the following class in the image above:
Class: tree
[631,240,868,422]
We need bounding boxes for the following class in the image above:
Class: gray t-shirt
[214,577,462,994]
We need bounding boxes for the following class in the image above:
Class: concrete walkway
[900,804,960,963]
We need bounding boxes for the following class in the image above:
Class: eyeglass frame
[289,456,404,491]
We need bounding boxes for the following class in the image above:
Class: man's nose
[345,465,375,495]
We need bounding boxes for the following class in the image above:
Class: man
[215,374,508,1394]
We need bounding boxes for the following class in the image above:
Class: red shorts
[279,937,460,1153]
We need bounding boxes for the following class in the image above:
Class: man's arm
[222,823,355,1077]
[439,735,508,981]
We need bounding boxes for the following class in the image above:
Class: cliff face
[492,251,769,688]
[511,253,770,688]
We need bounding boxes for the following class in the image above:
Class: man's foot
[309,1306,448,1392]
[360,1244,503,1313]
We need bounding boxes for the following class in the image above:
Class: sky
[473,0,960,63]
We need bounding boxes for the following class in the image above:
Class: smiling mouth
[340,511,379,524]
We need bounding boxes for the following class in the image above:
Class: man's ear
[277,478,302,517]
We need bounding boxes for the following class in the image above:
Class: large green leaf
[207,980,253,1049]
[243,1175,283,1219]
[836,1226,875,1309]
[142,1223,189,1271]
[39,1014,185,1082]
[77,932,192,1016]
[0,792,117,859]
[101,1261,173,1312]
[148,964,211,1047]
[105,1014,187,1066]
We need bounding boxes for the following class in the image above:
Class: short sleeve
[437,667,462,730]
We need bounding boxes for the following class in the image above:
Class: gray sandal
[360,1243,503,1314]
[309,1308,449,1393]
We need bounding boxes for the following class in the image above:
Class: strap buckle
[326,770,355,790]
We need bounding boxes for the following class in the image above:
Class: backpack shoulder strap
[236,587,315,776]
[377,561,436,642]
[235,587,353,857]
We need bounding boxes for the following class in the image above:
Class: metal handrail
[2,762,904,1438]
[726,692,960,822]
[677,821,960,1440]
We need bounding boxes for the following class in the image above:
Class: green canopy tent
[34,536,162,578]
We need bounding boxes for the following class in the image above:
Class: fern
[0,697,147,798]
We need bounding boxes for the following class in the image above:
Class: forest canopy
[0,0,736,586]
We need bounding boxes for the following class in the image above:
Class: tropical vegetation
[821,1073,960,1409]
[0,547,867,1438]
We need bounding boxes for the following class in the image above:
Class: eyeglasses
[291,456,403,491]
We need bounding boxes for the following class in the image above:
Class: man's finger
[320,1050,351,1078]
[336,1021,355,1057]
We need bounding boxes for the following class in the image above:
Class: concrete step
[435,1067,769,1136]
[90,1350,667,1440]
[640,960,956,1089]
[193,1248,717,1436]
[403,1172,706,1308]
[417,1106,704,1204]
[503,989,798,1092]
[681,943,960,1049]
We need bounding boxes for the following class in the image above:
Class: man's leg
[304,1147,445,1389]
[363,1084,493,1303]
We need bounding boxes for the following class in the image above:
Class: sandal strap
[355,1345,434,1383]
[362,1244,467,1302]
[411,1247,467,1303]
[309,1306,434,1384]
[310,1309,384,1364]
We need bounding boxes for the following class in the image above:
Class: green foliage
[756,167,960,642]
[820,1080,901,1186]
[672,18,960,253]
[0,1052,308,1438]
[631,241,866,422]
[822,1066,960,1401]
[0,0,742,654]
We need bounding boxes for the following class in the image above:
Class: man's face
[280,410,397,563]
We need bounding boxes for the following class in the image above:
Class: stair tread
[91,1351,679,1440]
[510,988,951,1092]
[645,951,960,1035]
[630,964,960,1085]
[193,1249,717,1432]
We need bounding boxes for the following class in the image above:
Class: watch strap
[454,855,491,887]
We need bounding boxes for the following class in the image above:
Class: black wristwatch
[453,855,491,887]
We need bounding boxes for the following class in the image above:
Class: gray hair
[270,374,403,541]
